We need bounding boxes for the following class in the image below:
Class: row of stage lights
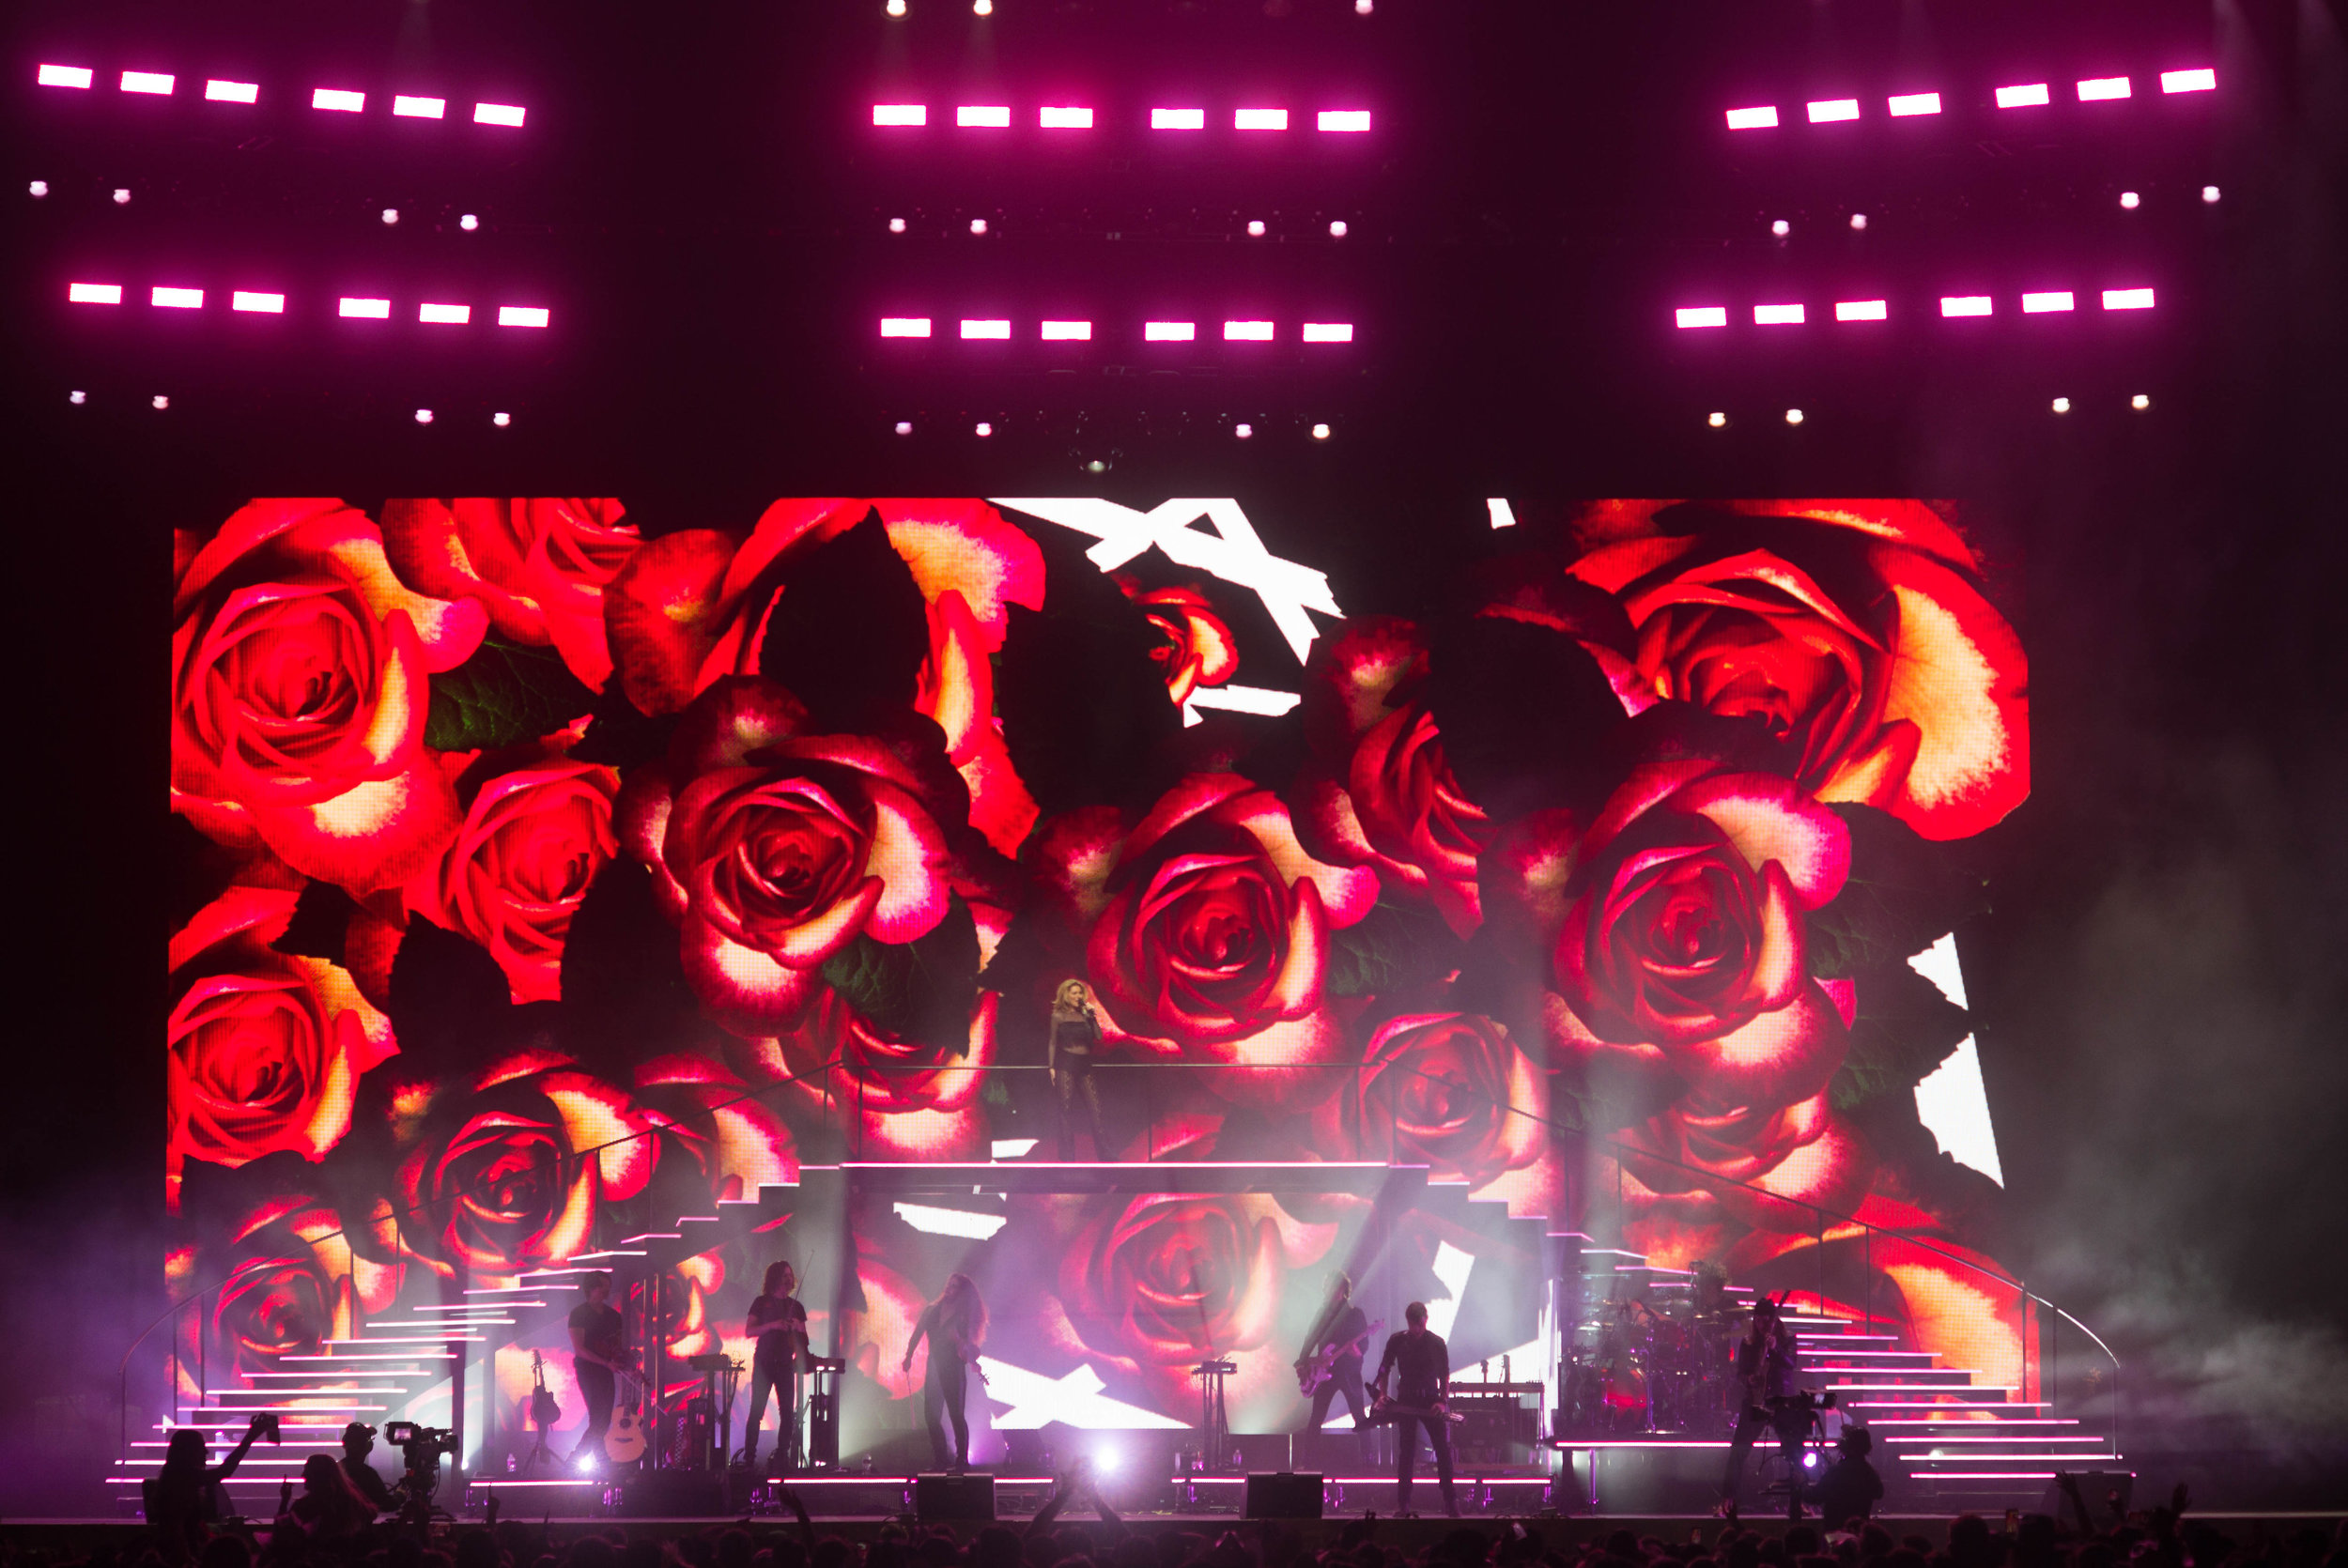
[63,282,549,328]
[62,389,518,423]
[877,315,1353,341]
[887,216,1354,238]
[871,103,1370,132]
[34,64,527,126]
[1675,288,2155,329]
[1701,394,2155,427]
[1725,69,2215,130]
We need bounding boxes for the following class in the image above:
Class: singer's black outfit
[1373,1329,1457,1515]
[742,1291,806,1471]
[1049,1009,1107,1160]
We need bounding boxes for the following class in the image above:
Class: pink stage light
[1806,99,1861,123]
[1144,320,1197,341]
[960,318,1012,339]
[232,291,286,314]
[1753,302,1806,325]
[393,95,447,118]
[872,104,927,126]
[498,305,550,328]
[1724,105,1779,130]
[473,102,526,127]
[2076,76,2131,101]
[1151,108,1205,130]
[1994,84,2050,108]
[418,301,471,324]
[2161,69,2217,94]
[1675,306,1729,329]
[956,105,1011,127]
[1318,110,1372,132]
[1039,319,1092,340]
[312,88,366,113]
[1940,295,1994,316]
[1223,319,1275,340]
[120,71,176,95]
[68,283,123,305]
[1039,105,1093,129]
[2102,287,2156,310]
[1834,300,1889,321]
[879,316,933,337]
[2021,291,2077,313]
[1301,322,1354,342]
[1887,92,1941,116]
[151,286,204,309]
[206,80,259,103]
[39,65,95,89]
[339,297,392,318]
[1235,108,1289,131]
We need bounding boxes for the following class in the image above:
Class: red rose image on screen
[380,498,641,692]
[209,1249,342,1375]
[173,499,489,891]
[1354,1009,1547,1191]
[739,989,998,1161]
[1119,580,1241,703]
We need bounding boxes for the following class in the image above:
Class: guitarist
[1294,1272,1372,1463]
[1370,1301,1459,1518]
[1717,1294,1800,1514]
[742,1260,810,1474]
[566,1272,628,1468]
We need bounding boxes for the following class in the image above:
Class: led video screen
[167,496,2027,1463]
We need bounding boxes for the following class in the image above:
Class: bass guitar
[603,1369,648,1464]
[1368,1395,1465,1425]
[1295,1317,1384,1396]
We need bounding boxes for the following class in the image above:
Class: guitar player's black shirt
[1374,1328,1450,1405]
[1317,1304,1369,1366]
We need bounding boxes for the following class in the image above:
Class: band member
[1295,1271,1372,1457]
[1371,1301,1459,1518]
[742,1260,810,1473]
[1718,1295,1800,1513]
[567,1272,627,1465]
[1049,979,1108,1160]
[337,1422,396,1514]
[903,1273,986,1471]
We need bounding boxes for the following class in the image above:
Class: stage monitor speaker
[1244,1471,1323,1519]
[916,1472,996,1520]
[620,1468,726,1516]
[2038,1471,2134,1525]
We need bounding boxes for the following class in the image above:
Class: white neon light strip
[873,104,927,127]
[1676,306,1728,329]
[1300,322,1354,342]
[497,305,550,328]
[392,95,446,119]
[151,286,204,309]
[1223,319,1274,341]
[121,70,176,95]
[960,318,1012,339]
[206,80,259,103]
[1144,320,1196,340]
[1806,98,1861,123]
[1318,110,1371,131]
[2102,286,2155,310]
[1940,295,1994,316]
[2161,69,2216,94]
[1151,107,1205,130]
[1039,320,1091,340]
[231,291,286,313]
[39,65,95,89]
[2021,290,2076,313]
[1887,92,1941,116]
[473,102,526,127]
[879,316,932,337]
[1724,105,1779,130]
[956,104,1011,128]
[1995,84,2050,108]
[339,298,392,318]
[312,87,365,113]
[2076,76,2131,101]
[1835,300,1889,321]
[1039,106,1093,129]
[1753,302,1805,325]
[417,302,471,324]
[69,283,124,304]
[1234,108,1288,131]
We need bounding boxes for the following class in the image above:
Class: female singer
[902,1273,986,1471]
[1048,978,1108,1160]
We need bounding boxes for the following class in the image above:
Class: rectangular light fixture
[1039,106,1093,129]
[472,101,526,127]
[2076,76,2131,101]
[1806,99,1861,123]
[1234,108,1289,131]
[1039,319,1092,340]
[2161,69,2217,94]
[1834,300,1889,321]
[1317,110,1371,132]
[1723,105,1779,130]
[1994,84,2050,108]
[151,286,205,309]
[418,301,471,324]
[1940,295,1994,316]
[1675,306,1729,329]
[2021,291,2077,313]
[68,282,123,304]
[497,305,550,328]
[956,104,1011,127]
[1753,302,1806,325]
[339,297,392,318]
[393,95,447,119]
[1887,92,1941,116]
[312,87,366,113]
[1151,107,1205,131]
[1301,322,1354,342]
[879,316,932,337]
[205,80,259,103]
[38,64,95,89]
[1144,320,1196,340]
[1223,319,1275,341]
[872,103,927,126]
[2102,287,2156,310]
[232,291,286,314]
[959,318,1012,339]
[120,70,176,95]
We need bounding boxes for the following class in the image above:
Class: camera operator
[337,1424,396,1516]
[1813,1426,1885,1529]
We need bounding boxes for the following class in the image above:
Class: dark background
[4,0,2343,1513]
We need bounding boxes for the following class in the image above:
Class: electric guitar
[1367,1394,1465,1425]
[603,1369,648,1464]
[1295,1317,1384,1396]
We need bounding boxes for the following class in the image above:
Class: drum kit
[1560,1268,1741,1436]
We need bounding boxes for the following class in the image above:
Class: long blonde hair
[1051,978,1093,1023]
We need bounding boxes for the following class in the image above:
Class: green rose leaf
[1325,897,1468,999]
[821,896,981,1051]
[424,636,598,752]
[1806,804,1993,979]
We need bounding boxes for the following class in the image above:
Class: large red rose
[1563,500,2028,841]
[1118,580,1240,705]
[380,499,641,692]
[1350,1010,1554,1210]
[1291,617,1492,937]
[618,677,976,1036]
[604,499,1045,854]
[740,989,998,1160]
[174,500,488,891]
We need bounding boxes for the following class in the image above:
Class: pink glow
[2076,76,2131,101]
[1888,92,1941,116]
[2021,291,2076,313]
[1676,306,1728,329]
[151,286,204,309]
[1223,319,1275,341]
[338,298,392,319]
[205,80,259,103]
[1151,107,1205,131]
[312,88,365,113]
[1039,319,1092,340]
[2161,69,2217,94]
[1806,99,1861,123]
[1301,322,1354,342]
[956,105,1011,128]
[120,70,176,95]
[472,102,526,127]
[878,316,932,337]
[393,95,446,119]
[38,65,94,89]
[1753,302,1806,325]
[1039,106,1093,129]
[1834,300,1889,321]
[498,305,550,328]
[1940,295,1994,317]
[959,318,1012,339]
[1724,105,1779,131]
[1144,320,1197,340]
[2102,287,2155,310]
[1319,110,1372,132]
[872,104,928,127]
[418,301,471,325]
[231,291,286,314]
[1234,108,1289,131]
[1995,84,2050,108]
[68,283,123,305]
